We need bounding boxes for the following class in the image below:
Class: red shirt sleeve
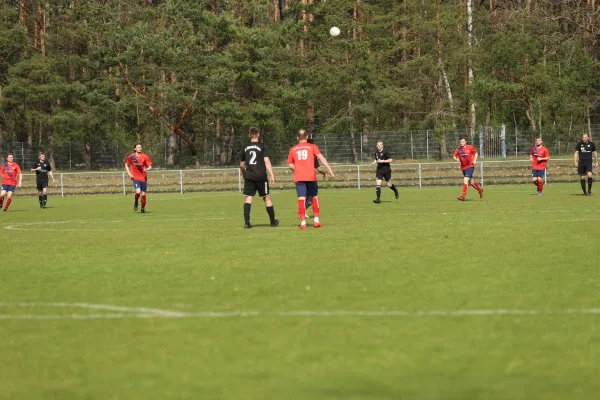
[287,148,295,164]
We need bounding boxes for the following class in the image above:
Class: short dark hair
[459,137,466,141]
[7,152,14,157]
[297,129,308,140]
[134,143,142,149]
[248,127,260,137]
[39,152,45,156]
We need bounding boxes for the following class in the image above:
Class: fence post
[122,172,126,195]
[480,161,484,187]
[410,131,414,159]
[418,163,422,188]
[360,133,363,162]
[479,125,484,158]
[426,130,430,159]
[60,173,64,197]
[69,142,72,170]
[501,124,506,158]
[357,165,361,190]
[179,170,183,194]
[515,126,518,157]
[238,168,241,192]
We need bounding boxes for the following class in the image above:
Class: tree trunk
[167,133,178,166]
[466,0,476,137]
[214,117,221,165]
[18,0,28,33]
[307,100,315,135]
[48,128,56,172]
[84,143,92,170]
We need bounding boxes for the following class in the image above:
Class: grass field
[1,184,599,400]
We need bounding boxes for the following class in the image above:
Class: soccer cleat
[270,219,280,227]
[244,223,252,229]
[457,196,465,201]
[373,199,381,204]
[2,209,6,212]
[394,190,399,200]
[314,222,322,228]
[133,203,138,211]
[41,204,46,209]
[299,224,307,230]
[141,209,145,213]
[588,190,592,196]
[479,188,484,199]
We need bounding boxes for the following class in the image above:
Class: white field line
[1,302,600,320]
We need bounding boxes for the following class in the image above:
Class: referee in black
[574,133,599,196]
[239,127,279,229]
[31,152,55,208]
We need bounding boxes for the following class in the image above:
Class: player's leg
[37,182,43,207]
[259,181,278,227]
[386,174,399,199]
[295,182,308,229]
[133,180,141,210]
[577,163,587,194]
[243,180,256,228]
[470,177,483,198]
[140,182,148,212]
[42,184,49,207]
[373,177,382,203]
[587,169,593,195]
[580,176,587,195]
[457,172,470,200]
[4,190,14,211]
[304,196,312,218]
[0,188,6,208]
[307,182,321,227]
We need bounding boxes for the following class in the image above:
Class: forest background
[0,0,598,169]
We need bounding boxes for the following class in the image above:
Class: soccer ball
[329,27,340,37]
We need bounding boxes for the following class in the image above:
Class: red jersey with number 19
[0,162,21,186]
[126,153,152,182]
[453,145,477,170]
[288,143,321,182]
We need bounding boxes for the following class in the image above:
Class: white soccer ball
[330,26,340,37]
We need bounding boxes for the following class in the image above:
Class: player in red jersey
[530,137,550,196]
[287,129,335,229]
[453,137,483,201]
[0,153,23,212]
[125,143,152,213]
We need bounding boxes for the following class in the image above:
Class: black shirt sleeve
[239,149,246,162]
[592,142,597,152]
[262,144,270,158]
[575,142,581,152]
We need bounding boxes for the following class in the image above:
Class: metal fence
[11,158,580,198]
[1,125,597,169]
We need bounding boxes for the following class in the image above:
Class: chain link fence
[1,125,597,169]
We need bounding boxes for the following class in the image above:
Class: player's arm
[316,154,335,178]
[574,151,579,167]
[264,157,275,184]
[49,170,56,184]
[125,162,133,178]
[452,151,460,163]
[529,152,534,163]
[472,151,478,164]
[145,164,152,172]
[316,166,327,177]
[594,151,599,168]
[288,163,295,171]
[17,173,22,188]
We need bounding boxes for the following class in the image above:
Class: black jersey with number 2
[240,142,269,181]
[32,161,52,181]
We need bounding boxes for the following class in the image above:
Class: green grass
[1,184,599,400]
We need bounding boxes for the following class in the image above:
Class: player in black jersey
[239,127,279,229]
[372,140,399,203]
[31,152,55,208]
[574,133,598,196]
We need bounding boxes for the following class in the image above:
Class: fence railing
[12,159,578,198]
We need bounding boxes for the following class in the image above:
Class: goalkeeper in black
[239,127,279,229]
[31,152,55,208]
[574,133,599,196]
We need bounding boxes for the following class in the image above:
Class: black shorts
[243,180,270,197]
[578,160,593,175]
[36,180,49,191]
[376,170,391,182]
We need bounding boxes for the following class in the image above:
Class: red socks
[141,194,146,209]
[0,196,3,208]
[4,198,11,210]
[471,181,482,191]
[537,181,543,192]
[135,193,140,200]
[312,196,320,218]
[462,184,468,196]
[298,200,306,222]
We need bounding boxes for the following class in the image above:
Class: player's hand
[17,183,22,189]
[596,162,599,169]
[537,157,542,162]
[574,162,578,168]
[269,176,275,185]
[330,172,335,179]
